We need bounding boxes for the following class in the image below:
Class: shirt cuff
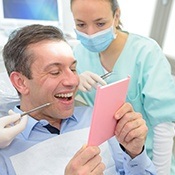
[121,146,156,174]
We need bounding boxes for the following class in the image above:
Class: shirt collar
[13,106,78,139]
[13,106,39,139]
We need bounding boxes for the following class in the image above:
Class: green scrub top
[74,33,175,174]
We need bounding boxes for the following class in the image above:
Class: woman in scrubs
[70,0,175,174]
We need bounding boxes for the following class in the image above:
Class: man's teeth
[55,92,73,98]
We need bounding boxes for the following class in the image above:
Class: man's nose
[62,71,79,86]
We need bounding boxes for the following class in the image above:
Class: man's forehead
[29,40,75,60]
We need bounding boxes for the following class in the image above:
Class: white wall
[118,0,157,36]
[163,0,175,58]
[60,0,75,35]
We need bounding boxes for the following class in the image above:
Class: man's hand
[65,145,105,175]
[0,111,28,148]
[114,103,148,158]
[78,71,107,92]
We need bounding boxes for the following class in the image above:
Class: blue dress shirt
[0,106,156,175]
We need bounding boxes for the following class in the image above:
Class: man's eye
[50,71,60,75]
[71,68,77,73]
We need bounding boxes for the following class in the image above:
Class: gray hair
[3,24,66,79]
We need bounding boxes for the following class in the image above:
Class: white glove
[0,110,28,148]
[78,71,107,92]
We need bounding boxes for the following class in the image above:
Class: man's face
[22,40,79,121]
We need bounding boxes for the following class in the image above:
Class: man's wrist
[120,144,144,158]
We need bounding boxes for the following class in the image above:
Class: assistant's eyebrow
[94,18,105,22]
[75,18,105,23]
[75,19,84,23]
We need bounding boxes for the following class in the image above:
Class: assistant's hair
[70,0,122,29]
[3,24,66,79]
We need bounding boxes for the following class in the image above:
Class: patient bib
[10,128,118,175]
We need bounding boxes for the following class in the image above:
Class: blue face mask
[75,25,116,52]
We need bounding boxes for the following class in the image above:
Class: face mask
[75,25,116,52]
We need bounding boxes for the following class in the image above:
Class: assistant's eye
[76,23,86,29]
[97,22,105,28]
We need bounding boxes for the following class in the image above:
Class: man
[0,24,156,175]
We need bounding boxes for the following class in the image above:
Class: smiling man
[0,24,156,175]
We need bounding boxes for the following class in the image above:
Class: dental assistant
[70,0,175,174]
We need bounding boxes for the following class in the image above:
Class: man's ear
[10,71,29,95]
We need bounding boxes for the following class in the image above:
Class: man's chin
[60,108,74,119]
[63,109,74,118]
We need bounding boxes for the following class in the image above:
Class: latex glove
[0,110,28,148]
[78,71,107,92]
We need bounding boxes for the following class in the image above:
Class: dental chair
[0,71,20,117]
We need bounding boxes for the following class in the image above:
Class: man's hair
[3,24,66,79]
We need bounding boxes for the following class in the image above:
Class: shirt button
[131,164,138,167]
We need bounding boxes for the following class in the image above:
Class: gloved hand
[78,71,107,92]
[0,110,28,148]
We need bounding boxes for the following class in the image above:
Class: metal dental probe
[20,102,51,117]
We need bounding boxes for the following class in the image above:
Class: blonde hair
[70,0,122,29]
